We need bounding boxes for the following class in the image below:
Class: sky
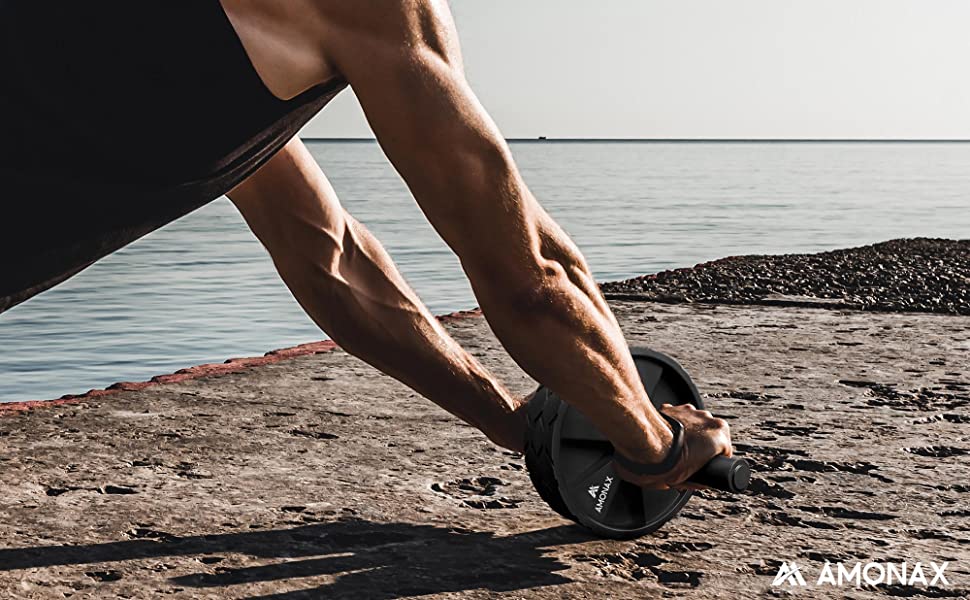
[303,0,970,140]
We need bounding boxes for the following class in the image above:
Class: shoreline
[601,237,969,316]
[3,238,966,412]
[0,310,484,416]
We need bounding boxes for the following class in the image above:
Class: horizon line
[302,136,970,143]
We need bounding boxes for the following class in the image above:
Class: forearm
[462,197,674,462]
[230,140,523,450]
[345,115,671,461]
[347,56,673,459]
[255,208,522,449]
[287,216,518,430]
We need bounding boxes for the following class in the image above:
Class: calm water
[2,141,969,402]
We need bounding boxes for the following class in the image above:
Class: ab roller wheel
[524,347,750,539]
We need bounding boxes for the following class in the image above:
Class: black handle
[687,456,751,493]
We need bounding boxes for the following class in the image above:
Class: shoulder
[313,0,459,60]
[314,0,451,30]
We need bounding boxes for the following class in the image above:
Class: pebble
[601,238,969,315]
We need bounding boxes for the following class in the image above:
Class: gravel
[600,238,970,315]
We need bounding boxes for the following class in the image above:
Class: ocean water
[2,141,968,402]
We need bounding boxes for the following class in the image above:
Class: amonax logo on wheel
[586,475,614,514]
[771,560,951,589]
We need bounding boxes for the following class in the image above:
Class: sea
[1,141,968,402]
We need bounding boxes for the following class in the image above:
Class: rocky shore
[601,238,970,315]
[1,241,968,599]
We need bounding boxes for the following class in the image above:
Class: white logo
[593,476,614,513]
[770,560,950,588]
[816,561,949,587]
[588,485,599,498]
[772,562,807,587]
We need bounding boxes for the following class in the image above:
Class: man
[0,0,732,489]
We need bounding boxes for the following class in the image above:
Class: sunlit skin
[222,0,732,489]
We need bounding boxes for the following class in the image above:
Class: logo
[816,562,949,587]
[772,562,807,587]
[770,560,950,589]
[588,485,599,498]
[592,476,614,513]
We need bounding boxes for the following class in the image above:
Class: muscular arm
[317,1,676,464]
[229,139,523,450]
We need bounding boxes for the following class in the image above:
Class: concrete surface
[1,301,968,599]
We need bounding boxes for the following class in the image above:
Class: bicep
[350,49,506,181]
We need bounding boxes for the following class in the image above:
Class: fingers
[707,416,733,458]
[714,417,733,456]
[627,401,736,488]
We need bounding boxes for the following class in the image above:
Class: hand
[613,403,733,490]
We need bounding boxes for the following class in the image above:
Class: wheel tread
[524,390,577,522]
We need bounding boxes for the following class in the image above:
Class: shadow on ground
[0,519,584,598]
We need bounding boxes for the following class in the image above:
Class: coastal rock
[601,238,970,315]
